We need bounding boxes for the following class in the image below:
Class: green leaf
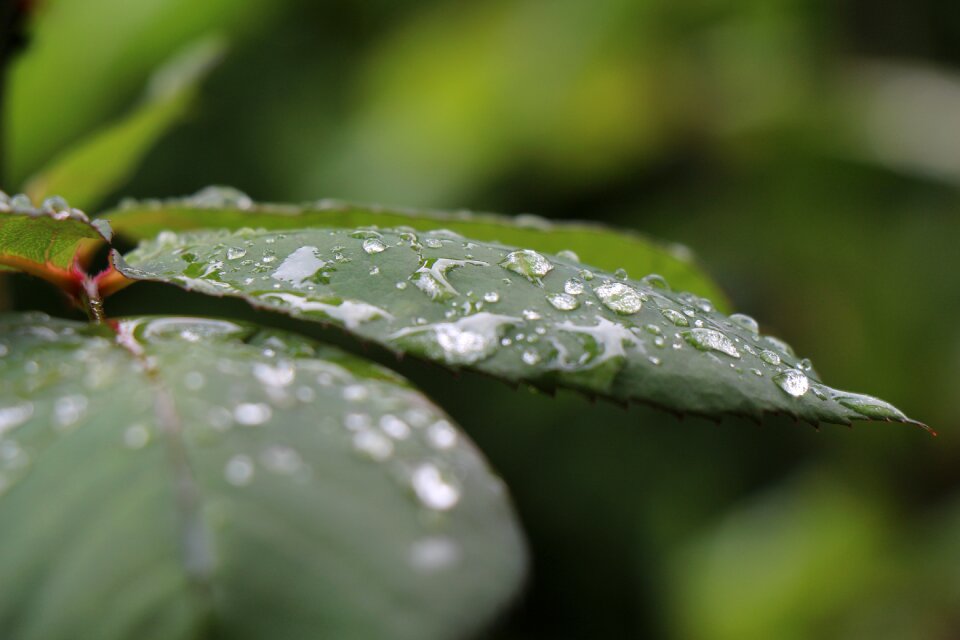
[23,38,226,212]
[104,188,729,307]
[0,195,111,289]
[0,313,524,640]
[116,226,925,429]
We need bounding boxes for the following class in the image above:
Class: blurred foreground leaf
[0,314,525,640]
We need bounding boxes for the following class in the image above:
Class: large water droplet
[594,282,643,315]
[226,246,247,260]
[682,329,741,358]
[271,246,326,287]
[362,238,387,254]
[499,250,553,283]
[547,292,580,311]
[759,349,781,365]
[773,369,809,397]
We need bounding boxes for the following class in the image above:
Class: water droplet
[343,384,369,402]
[641,274,670,290]
[500,250,553,283]
[729,313,760,334]
[614,268,629,280]
[271,246,325,287]
[764,336,796,358]
[362,238,387,254]
[188,186,253,209]
[54,395,88,429]
[522,349,542,365]
[423,238,444,249]
[556,249,580,262]
[564,278,585,295]
[226,246,247,260]
[0,402,33,437]
[797,358,813,372]
[594,282,643,315]
[123,424,150,449]
[661,309,689,327]
[225,455,255,486]
[253,361,295,387]
[390,313,517,365]
[522,309,542,321]
[409,536,461,572]
[759,349,781,365]
[411,464,460,511]
[234,402,272,426]
[411,258,487,302]
[682,329,741,358]
[773,369,809,397]
[261,446,303,474]
[379,414,410,439]
[353,429,393,461]
[426,420,457,449]
[483,291,500,303]
[547,292,580,311]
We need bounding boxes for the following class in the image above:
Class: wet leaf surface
[104,187,729,307]
[117,227,925,429]
[0,313,525,640]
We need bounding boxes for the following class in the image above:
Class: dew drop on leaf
[594,282,643,315]
[773,369,809,397]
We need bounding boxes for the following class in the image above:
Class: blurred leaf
[0,196,110,290]
[0,314,525,640]
[667,470,893,640]
[23,38,226,212]
[115,225,924,428]
[104,188,729,306]
[7,0,278,183]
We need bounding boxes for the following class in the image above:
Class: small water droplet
[234,402,272,426]
[773,369,809,397]
[661,309,689,327]
[353,430,393,461]
[483,291,500,303]
[556,249,580,262]
[729,313,760,334]
[379,414,411,439]
[411,463,460,511]
[547,292,580,311]
[522,309,542,321]
[226,246,247,260]
[564,278,585,295]
[759,349,781,365]
[641,274,670,290]
[426,420,457,449]
[614,268,629,280]
[225,455,255,486]
[123,424,150,449]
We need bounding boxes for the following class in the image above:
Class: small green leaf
[0,313,524,640]
[23,38,226,212]
[104,187,728,306]
[116,227,925,429]
[0,195,111,290]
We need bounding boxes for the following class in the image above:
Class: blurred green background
[3,0,960,638]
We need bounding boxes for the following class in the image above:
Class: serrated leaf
[0,197,111,289]
[116,227,925,429]
[0,313,524,640]
[104,188,729,307]
[23,38,226,212]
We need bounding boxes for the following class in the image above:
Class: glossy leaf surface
[0,314,524,640]
[104,188,728,306]
[117,227,924,429]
